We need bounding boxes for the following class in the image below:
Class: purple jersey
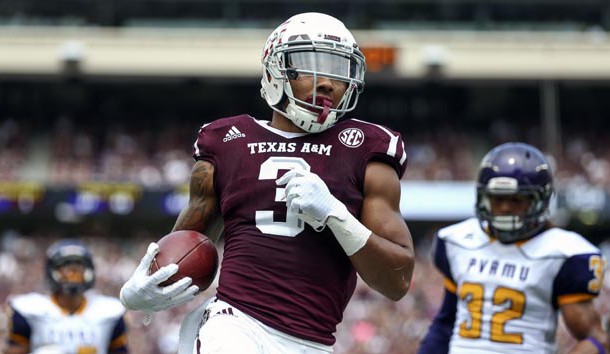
[193,114,407,345]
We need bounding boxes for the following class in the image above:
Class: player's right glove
[120,242,199,312]
[277,169,372,256]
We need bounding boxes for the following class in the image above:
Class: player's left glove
[276,169,371,256]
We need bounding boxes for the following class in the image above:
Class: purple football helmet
[45,239,95,295]
[475,142,553,243]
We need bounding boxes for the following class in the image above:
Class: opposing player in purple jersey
[120,12,415,354]
[417,143,609,354]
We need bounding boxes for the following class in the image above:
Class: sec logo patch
[339,128,364,148]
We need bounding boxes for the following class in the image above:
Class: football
[149,230,219,291]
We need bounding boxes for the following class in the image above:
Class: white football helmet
[260,12,366,133]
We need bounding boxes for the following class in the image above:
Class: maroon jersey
[193,114,407,345]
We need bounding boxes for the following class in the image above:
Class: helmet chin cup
[62,282,86,296]
[284,101,338,133]
[491,215,524,232]
[490,217,545,243]
[491,215,525,242]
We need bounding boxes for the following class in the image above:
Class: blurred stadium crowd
[2,1,610,353]
[1,231,610,354]
[1,115,609,188]
[0,116,193,187]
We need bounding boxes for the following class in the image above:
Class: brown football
[149,230,219,291]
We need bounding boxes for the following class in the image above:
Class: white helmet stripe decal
[399,146,407,165]
[387,134,398,158]
[193,139,200,156]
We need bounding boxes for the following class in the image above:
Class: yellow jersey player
[6,239,128,354]
[417,142,608,354]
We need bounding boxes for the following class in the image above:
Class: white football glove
[276,169,371,256]
[120,242,200,312]
[276,169,346,230]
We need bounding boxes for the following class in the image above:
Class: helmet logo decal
[339,128,364,148]
[324,34,341,42]
[487,177,518,193]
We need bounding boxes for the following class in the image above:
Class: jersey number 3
[255,157,310,237]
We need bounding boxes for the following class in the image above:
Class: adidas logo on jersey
[223,126,246,142]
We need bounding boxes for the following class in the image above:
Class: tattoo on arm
[173,161,218,232]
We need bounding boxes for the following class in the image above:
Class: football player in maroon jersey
[121,12,415,354]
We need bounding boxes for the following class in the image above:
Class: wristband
[327,210,371,256]
[586,336,606,354]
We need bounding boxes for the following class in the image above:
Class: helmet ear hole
[51,270,62,282]
[84,269,94,283]
[286,69,299,80]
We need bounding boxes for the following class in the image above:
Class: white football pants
[194,298,333,354]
